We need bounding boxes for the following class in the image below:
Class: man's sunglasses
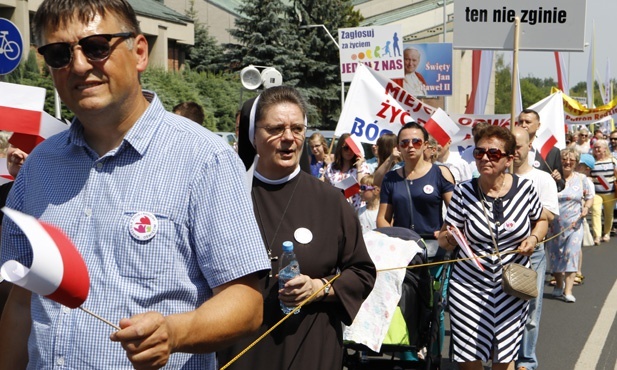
[473,147,508,161]
[38,32,135,69]
[399,138,423,149]
[360,185,376,191]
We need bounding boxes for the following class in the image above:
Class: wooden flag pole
[510,16,521,173]
[79,306,121,331]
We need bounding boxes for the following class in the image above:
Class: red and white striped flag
[554,52,569,94]
[0,82,45,135]
[424,108,460,147]
[465,50,494,115]
[0,82,68,153]
[448,225,484,271]
[334,176,361,199]
[528,91,565,160]
[597,175,611,191]
[344,136,364,158]
[0,207,90,308]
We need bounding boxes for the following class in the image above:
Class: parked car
[216,132,237,147]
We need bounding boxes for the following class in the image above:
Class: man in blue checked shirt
[0,1,270,369]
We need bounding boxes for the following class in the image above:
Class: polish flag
[0,82,45,135]
[345,136,364,158]
[424,108,460,147]
[447,225,484,271]
[0,207,90,308]
[334,176,361,199]
[528,91,566,159]
[597,175,611,190]
[9,111,69,153]
[465,50,494,115]
[554,52,569,93]
[0,82,69,153]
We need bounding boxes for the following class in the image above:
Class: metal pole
[510,17,520,173]
[442,0,448,112]
[300,24,344,111]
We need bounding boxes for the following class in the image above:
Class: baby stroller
[343,227,450,370]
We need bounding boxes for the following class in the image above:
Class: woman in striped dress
[437,125,548,369]
[589,139,617,244]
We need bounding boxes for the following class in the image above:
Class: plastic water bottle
[279,241,301,314]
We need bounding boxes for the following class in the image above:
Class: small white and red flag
[344,136,364,158]
[334,176,361,199]
[597,175,611,190]
[424,108,460,147]
[0,207,90,308]
[0,82,45,135]
[9,111,69,153]
[0,82,69,153]
[447,225,485,271]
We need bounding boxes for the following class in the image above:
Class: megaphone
[261,67,283,89]
[240,65,262,90]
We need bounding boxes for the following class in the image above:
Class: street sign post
[0,18,23,75]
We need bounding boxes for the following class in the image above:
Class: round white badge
[504,220,515,231]
[294,227,313,245]
[129,212,158,241]
[533,160,541,168]
[423,185,434,194]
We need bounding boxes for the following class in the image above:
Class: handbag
[478,181,538,300]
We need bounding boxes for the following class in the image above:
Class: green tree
[494,54,511,114]
[184,0,223,73]
[224,0,304,84]
[293,0,363,128]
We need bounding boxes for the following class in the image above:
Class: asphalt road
[438,239,617,370]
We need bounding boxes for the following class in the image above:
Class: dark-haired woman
[437,125,548,370]
[376,122,454,239]
[324,133,370,209]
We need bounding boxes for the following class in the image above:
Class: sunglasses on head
[399,138,423,149]
[37,32,135,69]
[473,147,508,161]
[360,185,376,191]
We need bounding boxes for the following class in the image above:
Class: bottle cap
[282,241,294,252]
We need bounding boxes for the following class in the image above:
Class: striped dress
[445,176,543,363]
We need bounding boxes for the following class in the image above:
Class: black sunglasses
[399,138,423,149]
[473,147,508,161]
[38,32,135,69]
[360,185,376,191]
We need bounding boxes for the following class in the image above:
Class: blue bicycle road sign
[0,18,23,75]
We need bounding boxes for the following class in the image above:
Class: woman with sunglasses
[324,133,370,210]
[437,125,548,370]
[575,128,591,155]
[221,86,375,370]
[376,122,454,242]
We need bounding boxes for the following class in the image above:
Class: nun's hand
[278,274,321,307]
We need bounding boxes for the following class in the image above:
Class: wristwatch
[320,278,331,298]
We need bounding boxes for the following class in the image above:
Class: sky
[516,0,614,87]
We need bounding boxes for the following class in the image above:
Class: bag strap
[402,166,415,231]
[476,181,504,266]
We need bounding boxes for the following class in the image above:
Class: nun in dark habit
[217,86,375,370]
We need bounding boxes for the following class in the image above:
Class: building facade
[0,0,194,71]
